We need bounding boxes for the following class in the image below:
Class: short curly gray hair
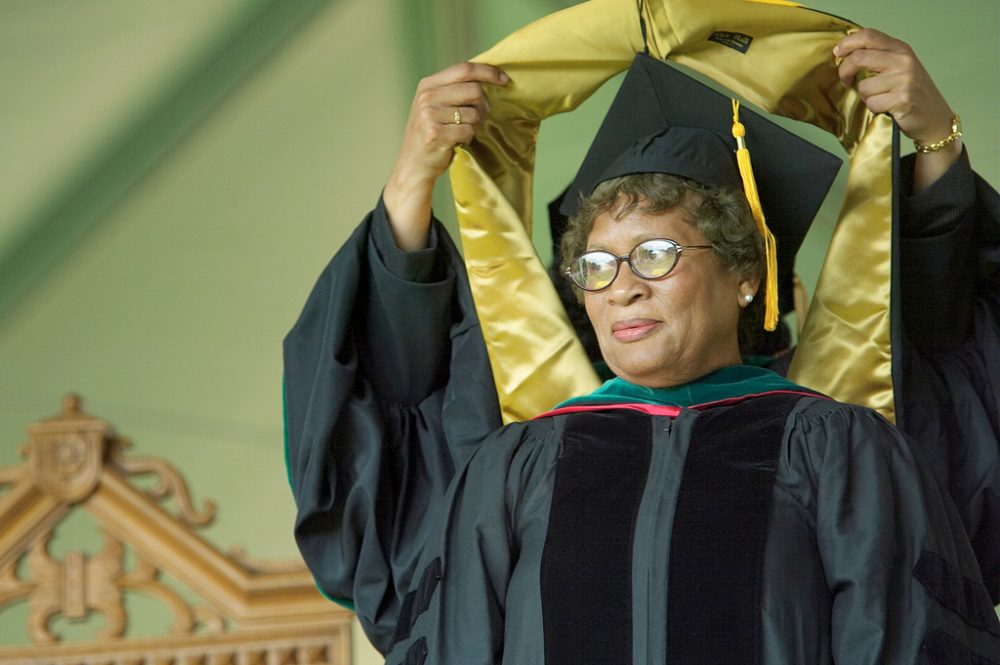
[560,172,766,353]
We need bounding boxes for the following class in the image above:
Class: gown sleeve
[897,151,1000,603]
[793,402,1000,664]
[899,148,979,350]
[282,197,502,653]
[381,420,557,665]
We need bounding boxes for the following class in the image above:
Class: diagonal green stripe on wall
[0,0,333,322]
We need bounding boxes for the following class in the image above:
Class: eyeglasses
[564,238,714,292]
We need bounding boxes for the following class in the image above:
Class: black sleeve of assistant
[358,197,455,405]
[899,149,977,351]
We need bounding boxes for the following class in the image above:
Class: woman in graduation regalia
[283,2,1000,663]
[433,0,1000,601]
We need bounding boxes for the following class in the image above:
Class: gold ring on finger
[453,109,462,125]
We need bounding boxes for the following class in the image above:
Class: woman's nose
[607,263,649,306]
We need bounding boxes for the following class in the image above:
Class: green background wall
[0,1,996,662]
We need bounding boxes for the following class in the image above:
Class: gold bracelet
[914,115,962,153]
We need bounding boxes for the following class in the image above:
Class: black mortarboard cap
[556,53,843,316]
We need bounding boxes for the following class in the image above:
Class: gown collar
[553,364,814,410]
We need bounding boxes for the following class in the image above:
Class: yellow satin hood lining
[450,0,895,423]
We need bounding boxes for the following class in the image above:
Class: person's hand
[834,29,953,144]
[833,29,961,192]
[384,62,509,251]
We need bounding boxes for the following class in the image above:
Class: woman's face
[583,204,756,388]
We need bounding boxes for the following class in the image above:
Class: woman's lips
[611,319,661,342]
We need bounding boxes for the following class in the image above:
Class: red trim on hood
[534,403,682,419]
[534,390,827,419]
[688,390,828,410]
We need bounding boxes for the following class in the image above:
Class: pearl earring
[744,294,754,303]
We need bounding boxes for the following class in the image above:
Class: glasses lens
[569,252,618,291]
[630,239,679,279]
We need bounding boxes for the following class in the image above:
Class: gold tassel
[731,99,779,331]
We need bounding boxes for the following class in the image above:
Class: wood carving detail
[27,396,106,504]
[15,509,228,643]
[0,395,350,664]
[108,443,216,529]
[0,556,31,607]
[26,531,123,642]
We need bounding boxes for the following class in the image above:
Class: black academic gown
[283,198,1000,664]
[896,151,1000,604]
[555,150,1000,603]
